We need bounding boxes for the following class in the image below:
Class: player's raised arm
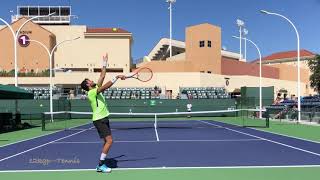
[97,75,126,94]
[97,52,108,87]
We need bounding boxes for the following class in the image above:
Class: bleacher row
[180,87,230,99]
[103,87,161,99]
[23,87,61,100]
[269,95,320,107]
[301,95,320,105]
[23,87,162,100]
[23,86,232,100]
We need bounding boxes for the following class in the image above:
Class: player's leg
[94,117,113,173]
[187,110,191,118]
[102,135,113,155]
[99,135,113,166]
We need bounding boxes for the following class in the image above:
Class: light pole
[233,36,262,118]
[27,37,80,121]
[166,0,176,57]
[236,19,245,61]
[243,28,248,60]
[0,12,55,87]
[260,10,301,123]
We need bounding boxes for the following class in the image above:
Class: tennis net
[41,109,269,133]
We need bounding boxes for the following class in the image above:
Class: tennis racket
[125,67,153,82]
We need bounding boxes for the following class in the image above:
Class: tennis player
[187,102,192,118]
[80,53,126,173]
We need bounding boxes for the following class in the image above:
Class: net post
[41,112,45,131]
[234,109,238,126]
[64,111,69,130]
[241,109,245,127]
[50,113,54,123]
[266,109,270,128]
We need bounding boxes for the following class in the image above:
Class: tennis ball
[40,104,43,107]
[143,56,151,62]
[112,28,117,32]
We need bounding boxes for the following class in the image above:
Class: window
[50,8,60,15]
[199,41,205,47]
[94,68,123,73]
[29,7,39,16]
[208,40,212,47]
[61,7,70,16]
[67,68,88,72]
[40,8,49,15]
[19,7,28,15]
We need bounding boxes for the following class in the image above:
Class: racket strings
[136,68,152,82]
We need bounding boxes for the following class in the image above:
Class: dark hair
[80,78,89,91]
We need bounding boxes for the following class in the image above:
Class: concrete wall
[138,23,222,74]
[186,23,222,74]
[0,19,132,74]
[44,25,132,73]
[0,18,55,73]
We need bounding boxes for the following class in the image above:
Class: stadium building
[0,6,316,99]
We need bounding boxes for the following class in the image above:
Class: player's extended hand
[117,75,126,80]
[102,52,108,66]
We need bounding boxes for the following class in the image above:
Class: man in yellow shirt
[80,53,126,173]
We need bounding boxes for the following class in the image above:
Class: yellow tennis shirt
[87,86,109,121]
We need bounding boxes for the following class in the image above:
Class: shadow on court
[105,155,157,168]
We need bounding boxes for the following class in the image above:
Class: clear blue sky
[1,0,319,63]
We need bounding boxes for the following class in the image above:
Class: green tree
[308,54,320,93]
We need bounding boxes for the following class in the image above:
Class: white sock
[100,153,107,160]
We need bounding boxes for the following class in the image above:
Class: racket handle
[111,76,118,84]
[125,72,134,78]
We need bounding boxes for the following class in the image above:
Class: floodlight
[236,19,244,27]
[166,0,176,3]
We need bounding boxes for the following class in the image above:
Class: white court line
[0,122,92,148]
[51,138,263,144]
[214,117,320,144]
[1,164,320,173]
[154,115,159,141]
[247,125,320,144]
[199,120,320,157]
[155,127,159,141]
[0,127,94,163]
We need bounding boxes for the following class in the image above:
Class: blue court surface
[1,119,320,172]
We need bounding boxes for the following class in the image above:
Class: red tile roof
[86,27,130,33]
[252,49,315,63]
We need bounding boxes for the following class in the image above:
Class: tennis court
[1,109,320,174]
